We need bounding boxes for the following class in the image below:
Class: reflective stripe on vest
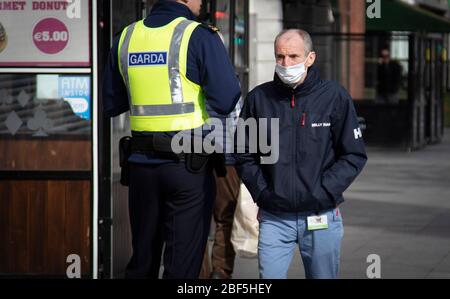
[119,21,136,111]
[118,18,208,132]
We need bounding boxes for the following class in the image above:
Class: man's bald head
[274,29,314,57]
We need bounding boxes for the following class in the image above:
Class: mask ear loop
[304,51,316,68]
[303,52,311,68]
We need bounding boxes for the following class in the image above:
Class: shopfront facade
[0,0,98,277]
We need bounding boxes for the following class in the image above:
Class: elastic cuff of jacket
[105,105,129,117]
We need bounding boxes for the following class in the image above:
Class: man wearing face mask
[234,29,367,279]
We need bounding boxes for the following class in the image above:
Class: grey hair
[274,29,314,55]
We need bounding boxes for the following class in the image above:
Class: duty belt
[130,135,185,161]
[129,135,226,176]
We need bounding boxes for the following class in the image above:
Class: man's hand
[256,188,286,211]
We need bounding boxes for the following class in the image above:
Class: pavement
[229,129,450,279]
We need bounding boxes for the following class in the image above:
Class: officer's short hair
[274,29,314,55]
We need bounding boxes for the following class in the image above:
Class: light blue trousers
[258,208,344,279]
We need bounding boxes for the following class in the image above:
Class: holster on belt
[185,152,209,174]
[212,153,227,177]
[119,136,132,186]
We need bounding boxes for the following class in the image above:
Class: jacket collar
[147,0,196,21]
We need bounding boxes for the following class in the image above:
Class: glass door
[97,0,146,279]
[213,0,249,95]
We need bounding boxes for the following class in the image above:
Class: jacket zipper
[293,94,307,127]
[291,92,297,211]
[292,92,308,212]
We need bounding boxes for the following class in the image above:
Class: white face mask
[275,55,310,87]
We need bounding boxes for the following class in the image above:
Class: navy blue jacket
[102,0,241,164]
[235,66,367,213]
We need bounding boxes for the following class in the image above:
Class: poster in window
[0,0,90,67]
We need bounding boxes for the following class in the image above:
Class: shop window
[0,74,92,171]
[234,0,246,68]
[365,34,409,104]
[215,0,231,51]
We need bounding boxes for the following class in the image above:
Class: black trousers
[125,162,215,279]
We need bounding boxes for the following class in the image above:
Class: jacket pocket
[257,189,292,212]
[312,179,336,210]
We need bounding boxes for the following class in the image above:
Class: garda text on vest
[128,52,168,66]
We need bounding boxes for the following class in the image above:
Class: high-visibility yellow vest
[118,17,208,132]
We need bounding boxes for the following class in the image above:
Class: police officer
[102,0,241,279]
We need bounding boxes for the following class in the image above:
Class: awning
[366,0,450,32]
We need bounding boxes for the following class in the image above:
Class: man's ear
[306,52,316,68]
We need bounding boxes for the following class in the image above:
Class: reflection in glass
[215,0,230,51]
[0,74,92,171]
[234,0,246,68]
[364,34,409,103]
[0,74,92,137]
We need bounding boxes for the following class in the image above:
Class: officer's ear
[305,51,316,68]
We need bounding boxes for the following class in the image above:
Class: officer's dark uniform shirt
[102,1,241,164]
